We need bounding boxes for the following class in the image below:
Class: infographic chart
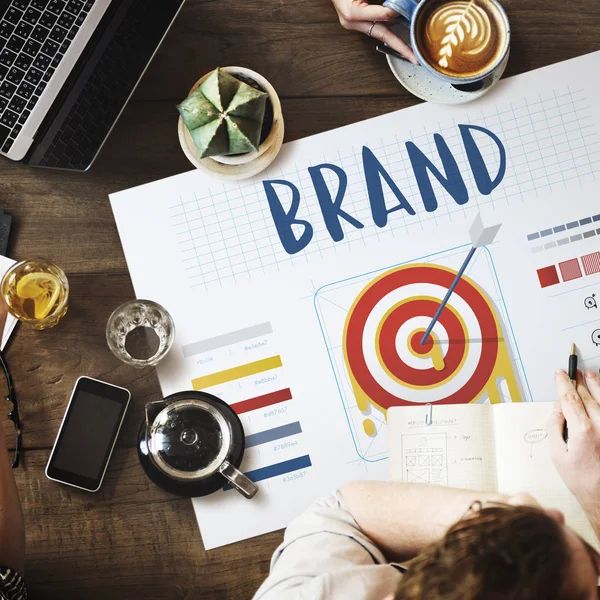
[180,323,312,489]
[315,246,527,463]
[111,52,600,548]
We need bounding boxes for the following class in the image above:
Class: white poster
[111,51,600,548]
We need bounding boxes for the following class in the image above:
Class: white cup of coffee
[383,0,510,89]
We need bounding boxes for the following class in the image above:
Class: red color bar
[582,251,600,276]
[536,265,560,289]
[232,388,293,415]
[558,258,582,282]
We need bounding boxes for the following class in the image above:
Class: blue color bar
[528,215,600,244]
[245,422,302,448]
[224,455,312,490]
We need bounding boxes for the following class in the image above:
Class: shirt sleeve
[0,568,26,600]
[253,491,402,600]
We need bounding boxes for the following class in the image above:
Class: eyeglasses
[0,350,20,468]
[461,499,513,519]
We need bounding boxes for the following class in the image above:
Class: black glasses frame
[0,350,20,468]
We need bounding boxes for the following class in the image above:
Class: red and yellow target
[343,264,521,434]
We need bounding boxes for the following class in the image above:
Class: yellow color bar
[192,355,283,390]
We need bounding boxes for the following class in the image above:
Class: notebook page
[388,404,497,492]
[493,402,599,550]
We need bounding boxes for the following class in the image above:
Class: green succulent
[178,68,268,159]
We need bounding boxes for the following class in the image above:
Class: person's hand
[548,369,600,518]
[330,0,418,64]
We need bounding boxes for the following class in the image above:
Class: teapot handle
[219,461,258,499]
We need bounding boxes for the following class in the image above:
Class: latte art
[429,1,491,69]
[415,0,508,79]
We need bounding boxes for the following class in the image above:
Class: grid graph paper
[170,86,599,291]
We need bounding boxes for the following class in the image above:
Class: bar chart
[182,322,311,489]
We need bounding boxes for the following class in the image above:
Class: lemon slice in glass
[16,272,61,319]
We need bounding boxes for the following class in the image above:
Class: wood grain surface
[2,0,600,597]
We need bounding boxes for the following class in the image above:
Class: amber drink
[1,259,69,330]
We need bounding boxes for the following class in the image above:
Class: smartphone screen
[46,377,130,492]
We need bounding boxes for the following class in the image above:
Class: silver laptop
[0,0,185,170]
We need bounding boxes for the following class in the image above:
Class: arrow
[420,213,502,346]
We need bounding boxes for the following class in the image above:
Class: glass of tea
[106,299,175,368]
[1,259,69,330]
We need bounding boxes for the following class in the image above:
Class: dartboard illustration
[343,263,522,422]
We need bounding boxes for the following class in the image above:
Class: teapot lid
[147,398,232,481]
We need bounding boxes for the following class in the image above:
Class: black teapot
[138,390,258,498]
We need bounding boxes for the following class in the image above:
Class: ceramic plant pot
[178,66,284,181]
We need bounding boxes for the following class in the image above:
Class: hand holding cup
[330,0,418,64]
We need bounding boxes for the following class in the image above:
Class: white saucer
[385,27,510,104]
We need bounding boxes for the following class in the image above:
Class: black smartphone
[46,376,131,492]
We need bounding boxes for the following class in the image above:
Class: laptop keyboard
[0,0,96,153]
[26,0,184,171]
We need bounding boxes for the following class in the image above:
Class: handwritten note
[389,403,598,550]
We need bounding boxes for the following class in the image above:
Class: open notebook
[388,403,599,551]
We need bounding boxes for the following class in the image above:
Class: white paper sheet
[111,51,600,548]
[0,255,18,349]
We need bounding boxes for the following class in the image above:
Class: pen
[568,342,578,384]
[564,343,578,443]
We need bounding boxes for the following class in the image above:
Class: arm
[0,303,25,575]
[548,368,600,540]
[340,481,509,562]
[0,425,24,575]
[253,492,404,600]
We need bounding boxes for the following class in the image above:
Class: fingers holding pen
[547,400,567,457]
[555,369,589,432]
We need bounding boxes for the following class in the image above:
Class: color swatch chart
[528,212,600,254]
[538,259,600,370]
[537,251,600,288]
[182,322,311,489]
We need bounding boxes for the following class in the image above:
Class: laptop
[0,0,185,170]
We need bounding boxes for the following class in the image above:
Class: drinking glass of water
[106,299,175,367]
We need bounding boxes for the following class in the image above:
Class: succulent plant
[178,68,268,159]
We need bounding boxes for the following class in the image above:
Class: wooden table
[2,0,599,597]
